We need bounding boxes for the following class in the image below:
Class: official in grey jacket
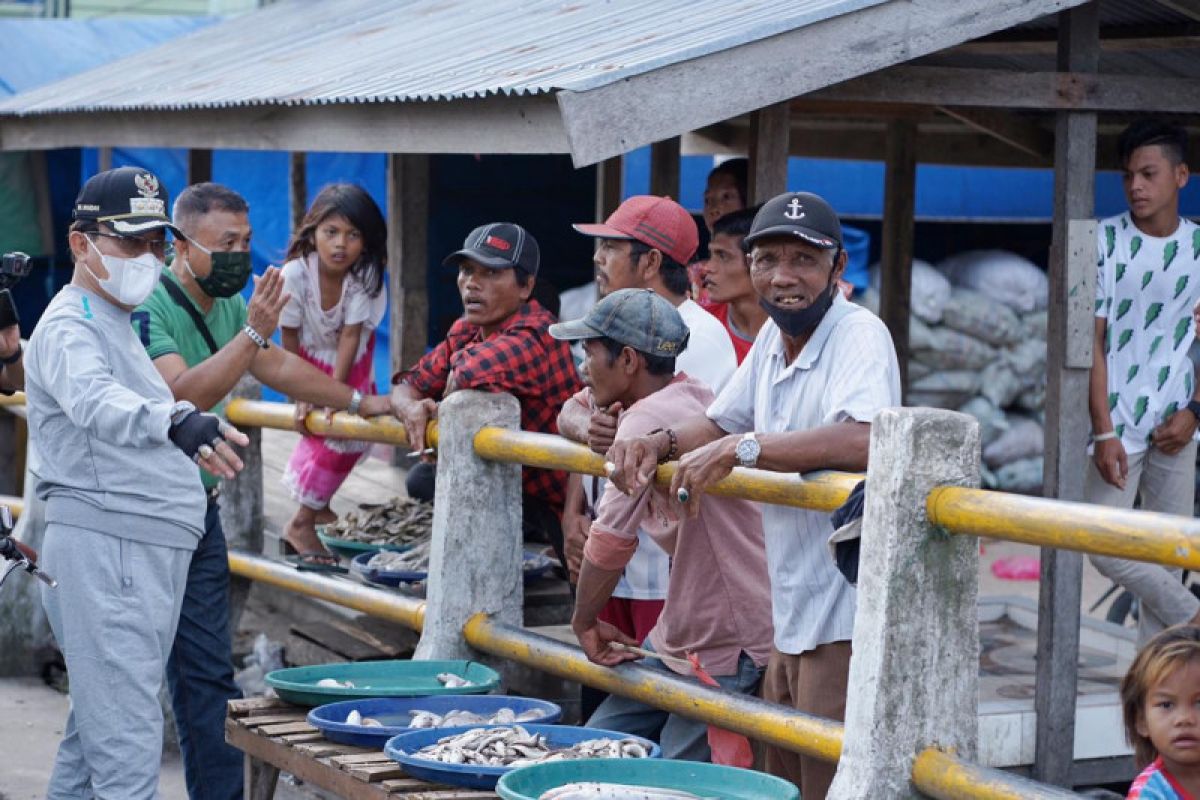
[23,167,248,800]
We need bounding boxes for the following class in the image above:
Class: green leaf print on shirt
[1118,329,1134,351]
[1108,392,1119,411]
[1131,236,1143,259]
[1141,271,1154,290]
[1164,401,1180,422]
[1116,262,1127,283]
[1175,274,1190,300]
[1116,298,1133,320]
[1164,240,1180,271]
[1175,317,1191,350]
[1133,396,1150,425]
[1105,225,1116,257]
[1157,366,1171,391]
[1116,423,1126,439]
[1193,228,1200,259]
[1105,325,1112,353]
[1144,302,1164,329]
[1128,364,1140,383]
[1150,335,1165,356]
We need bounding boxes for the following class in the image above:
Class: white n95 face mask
[85,236,163,307]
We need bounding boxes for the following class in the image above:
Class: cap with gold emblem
[72,166,181,236]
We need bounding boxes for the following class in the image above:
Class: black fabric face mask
[759,278,835,338]
[187,250,252,299]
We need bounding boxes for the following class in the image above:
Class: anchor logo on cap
[784,197,805,221]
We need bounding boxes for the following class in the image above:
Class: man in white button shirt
[606,191,900,800]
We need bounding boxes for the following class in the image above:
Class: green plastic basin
[264,659,500,706]
[497,758,799,800]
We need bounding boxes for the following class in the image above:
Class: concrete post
[828,407,981,800]
[414,391,523,662]
[219,374,263,636]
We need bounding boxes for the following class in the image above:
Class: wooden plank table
[226,696,498,800]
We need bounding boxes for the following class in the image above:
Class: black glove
[168,408,224,461]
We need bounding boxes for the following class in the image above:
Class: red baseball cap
[573,195,699,266]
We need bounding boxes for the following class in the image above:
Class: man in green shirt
[133,182,393,800]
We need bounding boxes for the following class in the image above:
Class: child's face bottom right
[1140,660,1200,771]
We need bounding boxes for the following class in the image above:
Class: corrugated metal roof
[0,0,886,115]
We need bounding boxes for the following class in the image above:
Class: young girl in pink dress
[279,184,387,563]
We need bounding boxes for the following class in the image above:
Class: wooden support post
[385,153,430,380]
[595,156,623,221]
[288,152,306,232]
[748,101,791,203]
[186,148,212,185]
[879,119,917,400]
[220,375,264,636]
[97,147,112,173]
[1034,1,1098,787]
[649,137,681,198]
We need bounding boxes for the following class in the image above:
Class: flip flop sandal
[282,541,347,573]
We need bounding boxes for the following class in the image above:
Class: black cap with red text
[443,222,539,276]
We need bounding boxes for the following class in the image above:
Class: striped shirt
[1127,757,1195,799]
[706,293,900,655]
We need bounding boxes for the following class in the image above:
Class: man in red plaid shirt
[390,222,581,563]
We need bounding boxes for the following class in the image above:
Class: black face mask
[759,279,835,339]
[185,250,252,299]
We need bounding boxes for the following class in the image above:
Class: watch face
[735,436,759,465]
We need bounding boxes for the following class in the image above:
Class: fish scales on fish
[412,725,651,769]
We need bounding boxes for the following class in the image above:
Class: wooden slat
[280,732,326,744]
[293,741,351,758]
[331,753,397,766]
[347,763,408,782]
[243,713,309,728]
[227,719,394,798]
[258,721,318,736]
[229,696,290,716]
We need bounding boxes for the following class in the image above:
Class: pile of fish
[539,786,714,800]
[412,725,650,768]
[366,540,431,572]
[324,497,432,548]
[408,706,547,728]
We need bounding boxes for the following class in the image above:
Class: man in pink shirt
[549,288,773,762]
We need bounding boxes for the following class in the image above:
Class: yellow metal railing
[0,495,21,518]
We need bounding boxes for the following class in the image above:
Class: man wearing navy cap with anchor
[604,191,901,799]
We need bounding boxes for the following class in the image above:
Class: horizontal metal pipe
[472,427,862,512]
[912,748,1085,799]
[928,485,1200,570]
[462,613,845,763]
[227,551,425,632]
[0,392,24,407]
[223,398,438,448]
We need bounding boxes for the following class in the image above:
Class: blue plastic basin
[307,696,563,748]
[384,724,660,790]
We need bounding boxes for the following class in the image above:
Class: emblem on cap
[485,235,511,251]
[134,172,160,198]
[784,197,805,221]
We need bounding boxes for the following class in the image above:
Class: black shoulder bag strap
[159,274,220,356]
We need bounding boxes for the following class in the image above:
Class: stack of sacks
[859,251,1050,494]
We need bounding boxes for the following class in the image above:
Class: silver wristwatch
[347,389,363,416]
[735,432,761,468]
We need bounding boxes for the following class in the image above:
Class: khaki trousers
[761,640,852,800]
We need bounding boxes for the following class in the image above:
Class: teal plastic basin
[497,758,799,800]
[264,659,500,706]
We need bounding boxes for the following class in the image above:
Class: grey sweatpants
[40,522,192,800]
[1086,440,1199,643]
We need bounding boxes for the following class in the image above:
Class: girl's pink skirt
[282,334,377,510]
